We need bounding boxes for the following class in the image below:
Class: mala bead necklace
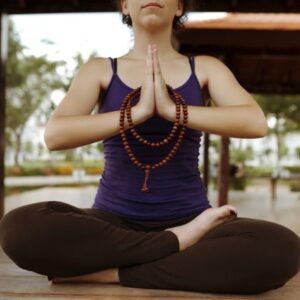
[119,84,188,192]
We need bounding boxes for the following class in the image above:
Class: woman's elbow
[249,107,268,138]
[44,129,54,151]
[44,126,60,151]
[251,118,268,138]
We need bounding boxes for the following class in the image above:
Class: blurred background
[0,2,299,235]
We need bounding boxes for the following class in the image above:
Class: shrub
[209,176,248,191]
[5,161,104,176]
[229,176,248,190]
[290,180,300,192]
[85,166,103,175]
[245,166,272,177]
[54,165,74,175]
[6,166,22,176]
[284,166,300,174]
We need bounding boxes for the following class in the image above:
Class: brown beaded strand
[124,85,184,190]
[119,85,188,192]
[119,84,188,192]
[126,84,182,147]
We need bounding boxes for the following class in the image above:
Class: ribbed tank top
[91,55,212,221]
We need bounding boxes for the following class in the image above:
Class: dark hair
[113,0,198,32]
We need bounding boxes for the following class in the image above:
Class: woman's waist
[99,171,206,200]
[103,156,200,175]
[102,163,201,185]
[93,190,211,222]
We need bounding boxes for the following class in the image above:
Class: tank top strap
[108,57,117,74]
[188,56,195,74]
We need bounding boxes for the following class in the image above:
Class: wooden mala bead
[119,84,188,192]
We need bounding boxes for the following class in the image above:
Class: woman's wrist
[163,104,184,124]
[123,106,150,129]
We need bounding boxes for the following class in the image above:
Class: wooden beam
[2,0,300,14]
[0,9,8,219]
[217,137,230,206]
[17,0,26,9]
[3,0,118,14]
[233,54,300,94]
[203,132,210,192]
[177,28,300,50]
[216,52,230,206]
[177,28,300,94]
[202,97,211,193]
[200,0,300,12]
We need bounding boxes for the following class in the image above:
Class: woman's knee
[273,223,300,278]
[0,201,91,261]
[209,218,300,291]
[252,220,300,285]
[0,202,50,260]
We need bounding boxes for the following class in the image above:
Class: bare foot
[51,268,119,284]
[165,205,238,251]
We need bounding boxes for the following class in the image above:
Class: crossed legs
[0,201,299,295]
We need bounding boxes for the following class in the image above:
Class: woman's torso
[91,54,212,221]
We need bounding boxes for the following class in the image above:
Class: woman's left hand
[152,45,176,120]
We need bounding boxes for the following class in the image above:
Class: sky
[7,12,300,166]
[10,12,227,105]
[10,12,227,65]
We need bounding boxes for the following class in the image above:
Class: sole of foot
[51,268,119,284]
[164,205,238,251]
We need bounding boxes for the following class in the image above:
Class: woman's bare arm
[44,58,147,151]
[165,55,268,138]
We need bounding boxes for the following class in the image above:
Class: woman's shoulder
[85,56,114,89]
[87,56,112,68]
[77,56,112,77]
[194,54,227,70]
[193,55,221,89]
[194,55,235,86]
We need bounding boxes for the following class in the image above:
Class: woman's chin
[141,20,168,32]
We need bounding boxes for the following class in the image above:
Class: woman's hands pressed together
[136,44,176,121]
[152,44,177,120]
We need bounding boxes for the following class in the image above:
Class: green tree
[230,144,254,166]
[56,51,99,162]
[23,140,33,162]
[296,147,300,161]
[255,94,300,168]
[5,18,66,166]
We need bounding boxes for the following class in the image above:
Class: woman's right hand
[135,44,156,120]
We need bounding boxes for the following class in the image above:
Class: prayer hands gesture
[136,44,176,121]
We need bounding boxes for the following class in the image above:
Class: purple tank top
[91,56,212,221]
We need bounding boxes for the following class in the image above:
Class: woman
[0,0,299,295]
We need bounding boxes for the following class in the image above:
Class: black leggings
[0,201,299,295]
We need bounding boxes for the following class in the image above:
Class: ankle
[165,225,190,251]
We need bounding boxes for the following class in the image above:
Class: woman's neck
[126,26,179,60]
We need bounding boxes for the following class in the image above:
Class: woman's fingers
[152,44,162,84]
[151,44,176,120]
[146,44,153,82]
[135,44,156,119]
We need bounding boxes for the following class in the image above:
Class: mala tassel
[141,165,151,192]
